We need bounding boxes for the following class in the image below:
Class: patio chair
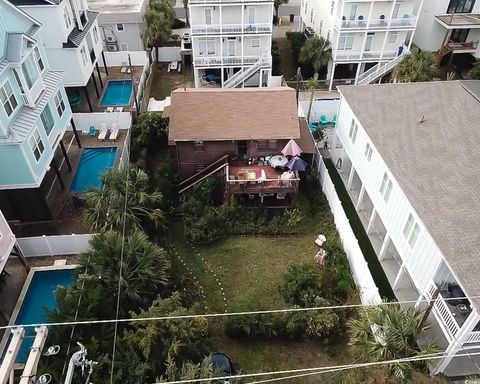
[308,122,317,133]
[88,126,96,137]
[109,122,119,141]
[98,123,108,141]
[331,115,337,127]
[115,106,123,113]
[319,115,328,127]
[68,95,82,109]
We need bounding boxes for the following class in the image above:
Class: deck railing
[191,23,272,35]
[226,179,299,193]
[447,40,479,51]
[332,50,398,62]
[334,16,417,30]
[427,282,460,341]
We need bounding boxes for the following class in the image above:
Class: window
[403,214,420,248]
[29,130,45,162]
[348,119,358,143]
[364,142,373,161]
[54,90,65,117]
[310,9,314,23]
[116,23,124,31]
[204,8,212,24]
[194,140,205,152]
[22,54,40,89]
[40,105,55,136]
[80,45,88,66]
[252,38,260,48]
[338,33,354,50]
[447,0,475,14]
[304,1,308,14]
[379,172,393,203]
[330,0,335,15]
[388,32,398,44]
[199,39,215,55]
[63,6,72,28]
[257,139,276,150]
[33,47,44,72]
[93,26,99,44]
[0,81,18,117]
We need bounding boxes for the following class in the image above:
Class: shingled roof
[165,87,300,142]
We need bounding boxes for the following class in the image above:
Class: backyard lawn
[275,38,297,82]
[149,65,194,101]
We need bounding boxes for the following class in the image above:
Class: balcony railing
[335,16,417,30]
[332,49,398,62]
[226,179,300,194]
[447,40,479,51]
[189,0,272,3]
[191,23,272,35]
[193,55,270,66]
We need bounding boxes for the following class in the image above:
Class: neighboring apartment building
[0,0,75,221]
[300,0,423,88]
[87,0,147,52]
[189,0,273,88]
[414,0,480,63]
[165,87,315,206]
[10,0,104,112]
[331,80,480,377]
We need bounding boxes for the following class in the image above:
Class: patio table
[269,155,288,168]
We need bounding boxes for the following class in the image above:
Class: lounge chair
[109,122,119,141]
[319,115,328,127]
[68,95,82,109]
[106,106,114,113]
[98,123,108,141]
[331,115,337,127]
[88,126,96,137]
[114,106,123,112]
[308,122,317,133]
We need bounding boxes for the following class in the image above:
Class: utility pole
[128,53,140,115]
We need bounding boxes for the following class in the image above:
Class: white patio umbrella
[281,139,303,157]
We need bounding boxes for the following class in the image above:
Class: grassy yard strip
[274,38,297,82]
[323,158,395,300]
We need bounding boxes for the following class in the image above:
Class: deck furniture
[115,107,123,112]
[106,106,114,113]
[269,155,288,168]
[331,115,337,127]
[171,61,178,71]
[68,95,82,109]
[88,126,96,137]
[319,115,328,127]
[98,123,108,141]
[308,122,317,133]
[109,122,119,141]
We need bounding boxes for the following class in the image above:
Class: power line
[2,294,480,331]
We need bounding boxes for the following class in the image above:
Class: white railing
[333,49,397,62]
[466,332,480,343]
[427,282,460,341]
[16,234,92,257]
[356,47,407,85]
[191,23,272,35]
[193,55,269,67]
[223,53,271,87]
[189,0,272,3]
[335,16,417,30]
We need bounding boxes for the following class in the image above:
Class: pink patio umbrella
[281,139,303,157]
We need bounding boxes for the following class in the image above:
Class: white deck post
[0,328,25,384]
[366,209,377,234]
[378,234,390,261]
[355,185,366,211]
[346,164,355,189]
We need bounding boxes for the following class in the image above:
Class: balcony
[193,55,269,67]
[335,16,417,30]
[435,13,480,29]
[332,49,398,62]
[89,48,96,64]
[447,40,479,52]
[189,0,272,3]
[191,23,272,35]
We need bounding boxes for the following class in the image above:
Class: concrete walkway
[273,19,300,38]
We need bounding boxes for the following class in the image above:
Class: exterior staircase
[223,54,271,88]
[178,154,230,194]
[356,47,408,85]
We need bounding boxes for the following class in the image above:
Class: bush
[286,31,307,65]
[273,15,279,25]
[172,18,186,29]
[469,60,480,80]
[130,112,168,164]
[279,263,322,306]
[224,314,276,340]
[271,40,282,76]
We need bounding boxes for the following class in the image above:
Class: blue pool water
[70,147,117,192]
[15,269,76,362]
[100,80,133,106]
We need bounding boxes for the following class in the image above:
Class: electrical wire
[2,294,480,331]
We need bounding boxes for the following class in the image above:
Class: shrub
[286,31,306,65]
[273,15,279,25]
[469,60,480,80]
[224,314,276,340]
[172,18,186,29]
[279,263,322,306]
[271,40,282,76]
[130,112,168,163]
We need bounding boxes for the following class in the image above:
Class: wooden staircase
[438,44,453,63]
[178,155,230,194]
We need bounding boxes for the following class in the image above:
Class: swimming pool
[0,266,77,363]
[70,147,117,192]
[100,80,133,106]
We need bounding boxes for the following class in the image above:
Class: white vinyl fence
[16,234,92,257]
[157,47,181,62]
[103,51,149,67]
[316,154,381,306]
[71,112,132,131]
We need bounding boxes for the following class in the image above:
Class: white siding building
[330,81,480,377]
[87,0,148,52]
[10,0,105,111]
[189,0,273,88]
[414,0,480,62]
[300,0,423,88]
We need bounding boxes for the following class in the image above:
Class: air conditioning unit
[106,35,116,43]
[107,43,118,52]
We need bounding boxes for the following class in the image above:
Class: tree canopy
[394,49,438,83]
[299,36,332,74]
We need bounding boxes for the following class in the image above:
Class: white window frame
[33,46,45,73]
[388,31,398,44]
[40,104,55,136]
[403,213,420,248]
[364,142,373,161]
[116,23,124,31]
[251,38,260,48]
[120,43,129,51]
[29,129,45,162]
[204,8,212,25]
[80,45,88,66]
[330,0,335,15]
[0,80,18,118]
[63,6,72,29]
[54,90,66,117]
[379,172,393,203]
[348,119,358,143]
[338,34,354,50]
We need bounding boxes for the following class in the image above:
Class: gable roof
[166,87,300,142]
[63,11,98,48]
[337,80,480,311]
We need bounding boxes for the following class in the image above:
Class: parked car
[201,352,235,383]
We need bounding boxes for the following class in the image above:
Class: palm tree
[273,0,289,21]
[348,304,440,381]
[299,36,332,75]
[394,48,438,83]
[84,167,165,233]
[305,73,319,123]
[468,60,480,80]
[80,231,170,310]
[143,0,174,61]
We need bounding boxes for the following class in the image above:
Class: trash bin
[289,13,295,23]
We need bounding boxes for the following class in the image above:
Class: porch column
[83,86,93,112]
[59,141,72,172]
[366,209,377,234]
[328,63,336,91]
[378,234,390,261]
[96,62,104,88]
[51,158,65,190]
[392,263,405,290]
[91,73,100,98]
[355,186,366,211]
[346,164,355,189]
[101,50,109,76]
[71,118,82,148]
[354,62,362,85]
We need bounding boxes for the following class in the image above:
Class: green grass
[149,66,193,101]
[323,158,396,300]
[274,38,297,82]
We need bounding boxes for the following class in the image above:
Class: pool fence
[15,234,92,257]
[103,51,149,67]
[71,112,132,132]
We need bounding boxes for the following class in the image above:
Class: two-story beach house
[330,80,480,376]
[165,87,315,206]
[0,0,75,222]
[87,0,147,52]
[414,0,480,66]
[300,0,424,88]
[9,0,105,112]
[189,0,273,88]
